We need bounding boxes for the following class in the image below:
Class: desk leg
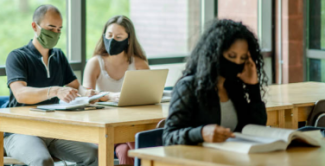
[278,110,285,128]
[0,132,3,166]
[142,159,153,166]
[99,127,114,166]
[292,108,299,129]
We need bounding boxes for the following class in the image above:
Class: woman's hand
[85,89,98,97]
[86,90,99,104]
[108,92,121,102]
[98,92,121,102]
[237,52,259,85]
[201,124,235,143]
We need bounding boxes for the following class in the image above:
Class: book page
[242,125,294,142]
[68,97,88,105]
[289,130,322,146]
[37,93,111,110]
[61,92,109,105]
[234,133,282,144]
[203,136,286,153]
[63,97,88,105]
[88,92,109,102]
[203,140,256,153]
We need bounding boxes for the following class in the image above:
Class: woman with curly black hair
[163,19,268,146]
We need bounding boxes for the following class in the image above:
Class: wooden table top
[0,103,169,127]
[1,81,324,128]
[129,140,325,166]
[0,100,291,127]
[265,101,293,111]
[266,82,325,107]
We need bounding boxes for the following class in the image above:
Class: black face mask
[219,55,245,80]
[103,35,128,55]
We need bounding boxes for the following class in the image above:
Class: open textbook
[203,124,322,153]
[37,92,109,110]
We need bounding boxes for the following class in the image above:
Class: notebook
[161,90,172,103]
[203,124,322,153]
[37,92,109,110]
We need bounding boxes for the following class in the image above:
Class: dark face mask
[103,35,128,55]
[219,55,245,80]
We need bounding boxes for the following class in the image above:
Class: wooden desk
[267,82,325,128]
[0,103,169,166]
[265,102,293,128]
[129,141,325,166]
[1,81,321,165]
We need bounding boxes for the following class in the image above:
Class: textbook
[203,124,322,153]
[37,92,109,110]
[163,90,172,97]
[161,90,172,103]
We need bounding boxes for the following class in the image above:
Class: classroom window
[0,0,67,96]
[0,0,67,66]
[308,0,325,50]
[307,0,325,82]
[86,0,201,60]
[0,77,9,96]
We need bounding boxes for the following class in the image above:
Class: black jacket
[163,76,267,146]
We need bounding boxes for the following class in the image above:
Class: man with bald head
[4,5,98,166]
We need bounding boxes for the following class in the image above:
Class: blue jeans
[0,96,9,108]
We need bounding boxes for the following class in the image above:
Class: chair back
[0,96,9,108]
[134,128,164,166]
[307,100,325,127]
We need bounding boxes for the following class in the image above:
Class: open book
[37,92,109,110]
[203,124,322,153]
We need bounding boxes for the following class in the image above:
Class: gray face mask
[35,24,61,49]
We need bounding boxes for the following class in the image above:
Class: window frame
[304,0,325,81]
[0,0,215,79]
[0,1,275,78]
[305,0,325,58]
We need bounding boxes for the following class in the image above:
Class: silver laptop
[96,69,168,107]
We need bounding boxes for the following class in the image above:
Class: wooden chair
[156,119,165,128]
[134,119,166,166]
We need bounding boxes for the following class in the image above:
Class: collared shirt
[5,40,77,107]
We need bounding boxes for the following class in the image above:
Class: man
[4,5,98,166]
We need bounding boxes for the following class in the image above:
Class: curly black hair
[182,19,268,107]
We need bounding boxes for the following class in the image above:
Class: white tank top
[96,55,136,92]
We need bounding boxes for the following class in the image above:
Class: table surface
[0,103,169,127]
[265,101,293,111]
[266,82,325,106]
[129,140,325,166]
[1,81,324,128]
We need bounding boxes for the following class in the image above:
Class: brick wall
[217,0,273,84]
[218,0,258,36]
[277,0,304,83]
